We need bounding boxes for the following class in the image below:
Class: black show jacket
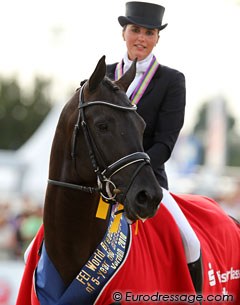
[107,63,186,189]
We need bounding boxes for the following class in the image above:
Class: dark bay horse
[17,57,240,305]
[43,55,162,286]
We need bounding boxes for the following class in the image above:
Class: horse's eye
[97,123,108,132]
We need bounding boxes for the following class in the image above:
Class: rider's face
[122,24,159,61]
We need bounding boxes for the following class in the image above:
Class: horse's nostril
[136,190,148,205]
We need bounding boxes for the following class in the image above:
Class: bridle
[48,83,151,204]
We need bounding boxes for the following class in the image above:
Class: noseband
[48,84,150,204]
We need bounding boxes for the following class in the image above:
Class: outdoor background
[0,0,240,303]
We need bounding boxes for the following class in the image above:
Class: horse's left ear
[115,58,137,92]
[88,55,106,92]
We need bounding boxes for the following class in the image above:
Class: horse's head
[50,56,162,221]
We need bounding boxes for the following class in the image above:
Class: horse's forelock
[103,77,120,92]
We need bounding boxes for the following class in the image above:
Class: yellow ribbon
[134,220,139,235]
[110,203,124,233]
[96,196,109,220]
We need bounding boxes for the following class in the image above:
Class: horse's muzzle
[123,185,163,221]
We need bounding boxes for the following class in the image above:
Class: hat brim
[118,16,168,31]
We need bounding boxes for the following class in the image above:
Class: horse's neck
[43,186,110,285]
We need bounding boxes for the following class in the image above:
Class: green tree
[0,76,52,150]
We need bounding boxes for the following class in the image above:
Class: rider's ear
[122,29,126,41]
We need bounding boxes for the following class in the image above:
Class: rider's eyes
[132,28,139,33]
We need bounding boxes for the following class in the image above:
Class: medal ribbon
[115,55,159,105]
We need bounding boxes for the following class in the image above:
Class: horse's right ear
[88,55,106,92]
[115,58,137,92]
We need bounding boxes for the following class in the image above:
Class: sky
[0,0,240,133]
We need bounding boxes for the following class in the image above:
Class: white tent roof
[17,103,63,197]
[0,102,64,200]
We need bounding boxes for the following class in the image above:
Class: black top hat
[118,1,168,31]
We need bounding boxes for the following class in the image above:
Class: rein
[48,83,150,203]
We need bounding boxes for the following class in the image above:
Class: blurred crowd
[0,195,43,260]
[0,184,239,261]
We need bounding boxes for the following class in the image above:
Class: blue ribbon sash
[36,205,129,305]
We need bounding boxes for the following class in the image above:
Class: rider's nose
[137,33,145,41]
